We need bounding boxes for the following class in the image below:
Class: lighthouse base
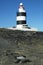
[16,24,29,29]
[7,24,38,31]
[16,24,38,31]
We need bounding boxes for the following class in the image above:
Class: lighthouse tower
[7,3,38,31]
[7,3,37,31]
[16,3,27,29]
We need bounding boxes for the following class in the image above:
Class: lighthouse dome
[19,3,25,12]
[20,3,23,6]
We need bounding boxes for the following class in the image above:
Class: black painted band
[17,21,26,24]
[17,12,26,16]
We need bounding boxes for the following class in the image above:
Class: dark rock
[0,28,43,65]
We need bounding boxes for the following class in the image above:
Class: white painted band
[19,9,25,12]
[16,16,26,21]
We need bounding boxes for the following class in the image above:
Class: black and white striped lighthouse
[16,3,37,31]
[8,3,37,31]
[16,3,26,29]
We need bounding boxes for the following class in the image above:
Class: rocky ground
[0,28,43,65]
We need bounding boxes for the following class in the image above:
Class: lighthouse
[16,3,38,31]
[7,3,38,31]
[16,3,27,29]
